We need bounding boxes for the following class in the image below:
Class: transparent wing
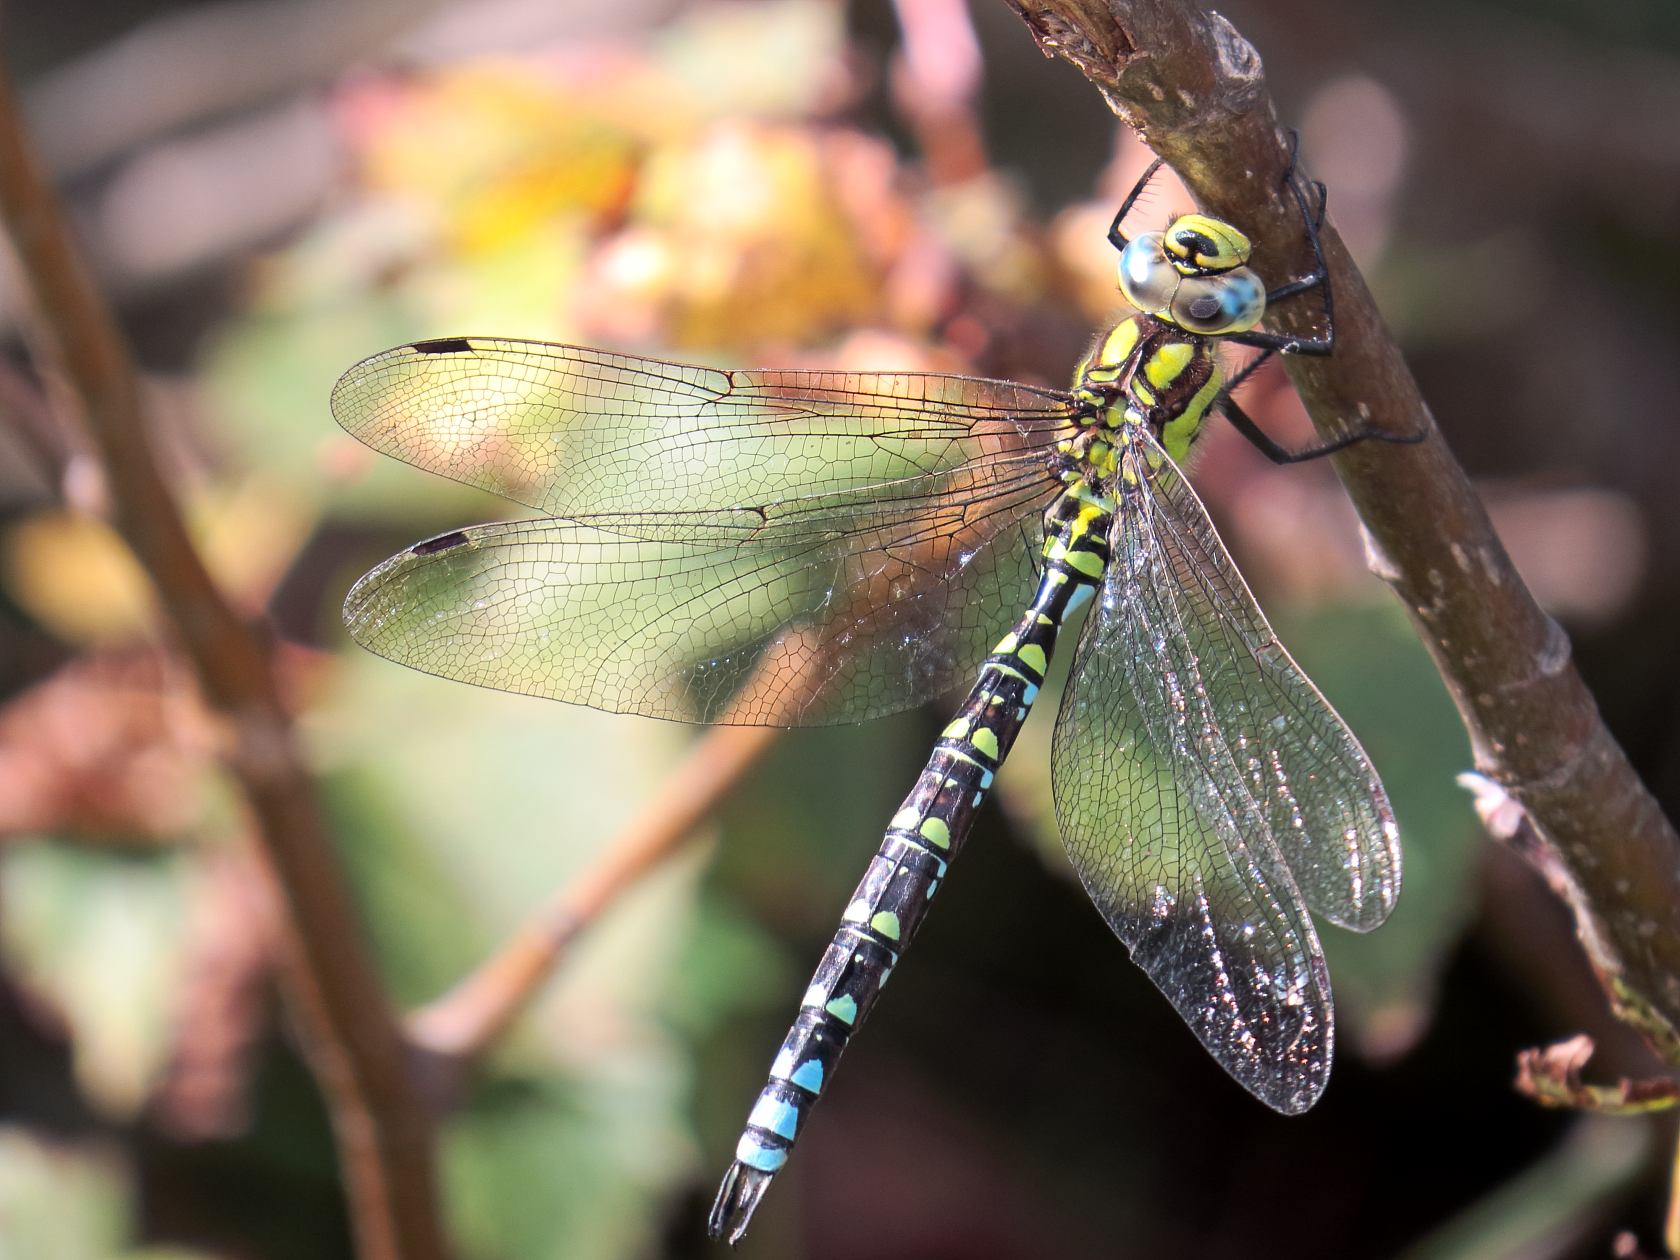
[1050,429,1398,1112]
[1118,431,1399,930]
[336,339,1072,725]
[332,337,1071,515]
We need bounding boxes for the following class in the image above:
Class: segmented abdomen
[710,480,1114,1241]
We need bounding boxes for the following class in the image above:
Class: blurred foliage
[0,1126,215,1260]
[0,845,192,1118]
[1,0,1678,1257]
[1276,602,1478,1055]
[1,514,154,646]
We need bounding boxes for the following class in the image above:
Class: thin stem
[408,722,780,1065]
[409,618,863,1068]
[405,427,1031,1065]
[1000,0,1680,1049]
[0,55,450,1260]
[1666,1120,1680,1256]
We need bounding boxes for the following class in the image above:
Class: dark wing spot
[412,337,474,355]
[411,530,471,555]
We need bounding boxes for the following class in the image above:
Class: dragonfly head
[1117,214,1266,337]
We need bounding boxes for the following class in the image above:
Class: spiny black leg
[1267,173,1331,305]
[1108,157,1166,254]
[1284,127,1302,175]
[1222,394,1426,465]
[1247,131,1335,355]
[1279,128,1325,232]
[1222,348,1275,396]
[1227,328,1332,356]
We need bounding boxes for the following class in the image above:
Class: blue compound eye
[1170,268,1265,334]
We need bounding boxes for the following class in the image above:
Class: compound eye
[1117,232,1178,316]
[1169,269,1265,334]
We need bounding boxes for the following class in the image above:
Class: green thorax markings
[1069,315,1222,467]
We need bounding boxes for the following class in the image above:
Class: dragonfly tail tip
[708,1162,773,1245]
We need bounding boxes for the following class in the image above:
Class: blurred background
[1,0,1678,1257]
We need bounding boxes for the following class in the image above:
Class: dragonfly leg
[1108,157,1167,253]
[1221,393,1426,465]
[1229,131,1336,357]
[1223,348,1276,396]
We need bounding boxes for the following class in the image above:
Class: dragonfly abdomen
[710,482,1113,1242]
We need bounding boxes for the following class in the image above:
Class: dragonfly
[333,146,1408,1244]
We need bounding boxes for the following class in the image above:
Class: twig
[406,410,1041,1064]
[1669,1126,1680,1256]
[408,721,780,1067]
[1000,0,1680,1045]
[0,55,450,1260]
[1514,1034,1678,1115]
[409,618,876,1067]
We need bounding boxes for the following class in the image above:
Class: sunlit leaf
[0,845,193,1117]
[1,513,152,645]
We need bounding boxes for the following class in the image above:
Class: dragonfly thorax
[1118,216,1266,338]
[1070,315,1223,466]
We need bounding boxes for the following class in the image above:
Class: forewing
[331,337,1070,515]
[339,339,1070,724]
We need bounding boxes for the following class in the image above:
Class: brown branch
[0,55,450,1260]
[405,416,1043,1066]
[1002,0,1680,1048]
[408,620,862,1071]
[408,721,780,1069]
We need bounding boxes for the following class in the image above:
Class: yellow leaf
[2,513,153,645]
